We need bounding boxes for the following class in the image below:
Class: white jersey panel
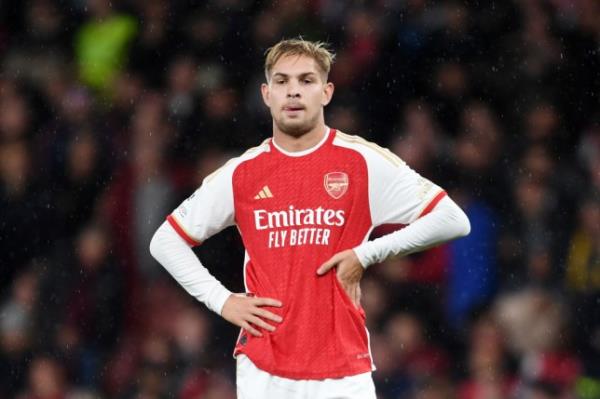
[170,143,270,243]
[333,132,444,227]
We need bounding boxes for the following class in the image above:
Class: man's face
[261,55,334,137]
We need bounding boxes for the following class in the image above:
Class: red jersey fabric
[231,129,373,379]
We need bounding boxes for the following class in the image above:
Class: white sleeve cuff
[206,284,233,316]
[353,245,373,269]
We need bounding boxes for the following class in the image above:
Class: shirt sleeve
[365,147,446,226]
[349,142,470,268]
[150,221,233,315]
[166,162,236,246]
[353,196,470,268]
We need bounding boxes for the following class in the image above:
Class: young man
[150,39,470,398]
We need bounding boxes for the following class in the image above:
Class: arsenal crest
[324,172,349,199]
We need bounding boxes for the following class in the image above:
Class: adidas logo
[254,186,274,199]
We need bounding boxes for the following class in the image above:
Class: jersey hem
[235,350,374,380]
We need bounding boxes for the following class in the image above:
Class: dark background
[0,0,599,398]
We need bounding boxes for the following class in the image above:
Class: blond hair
[264,38,335,81]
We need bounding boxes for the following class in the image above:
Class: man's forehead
[271,54,321,76]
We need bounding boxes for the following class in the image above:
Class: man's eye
[276,80,285,84]
[304,79,313,84]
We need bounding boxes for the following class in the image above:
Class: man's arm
[150,221,233,314]
[317,196,470,307]
[320,135,470,306]
[150,145,283,336]
[150,221,283,336]
[353,195,470,267]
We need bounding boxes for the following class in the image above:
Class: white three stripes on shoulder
[254,186,274,199]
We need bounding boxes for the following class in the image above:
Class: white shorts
[236,354,377,399]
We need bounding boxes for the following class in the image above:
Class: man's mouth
[283,105,305,111]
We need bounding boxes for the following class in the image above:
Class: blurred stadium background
[0,0,599,398]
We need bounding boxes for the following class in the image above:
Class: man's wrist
[207,285,234,316]
[352,244,373,269]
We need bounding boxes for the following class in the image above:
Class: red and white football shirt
[167,128,445,379]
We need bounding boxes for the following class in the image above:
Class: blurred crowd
[0,0,599,398]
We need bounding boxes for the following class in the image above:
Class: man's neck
[272,122,328,153]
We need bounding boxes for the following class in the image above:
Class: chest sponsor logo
[254,206,345,248]
[324,172,349,199]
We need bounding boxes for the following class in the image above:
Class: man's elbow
[437,197,471,239]
[149,224,165,261]
[454,208,471,238]
[149,231,159,260]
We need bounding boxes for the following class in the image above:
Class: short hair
[264,38,335,82]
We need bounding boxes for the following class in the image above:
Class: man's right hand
[221,294,283,337]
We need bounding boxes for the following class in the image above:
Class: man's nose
[286,81,300,98]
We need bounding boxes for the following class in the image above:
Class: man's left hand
[317,249,364,308]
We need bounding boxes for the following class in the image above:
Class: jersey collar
[270,126,333,157]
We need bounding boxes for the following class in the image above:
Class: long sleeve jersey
[150,128,470,379]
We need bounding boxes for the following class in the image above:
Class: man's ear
[322,82,334,106]
[261,83,270,107]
